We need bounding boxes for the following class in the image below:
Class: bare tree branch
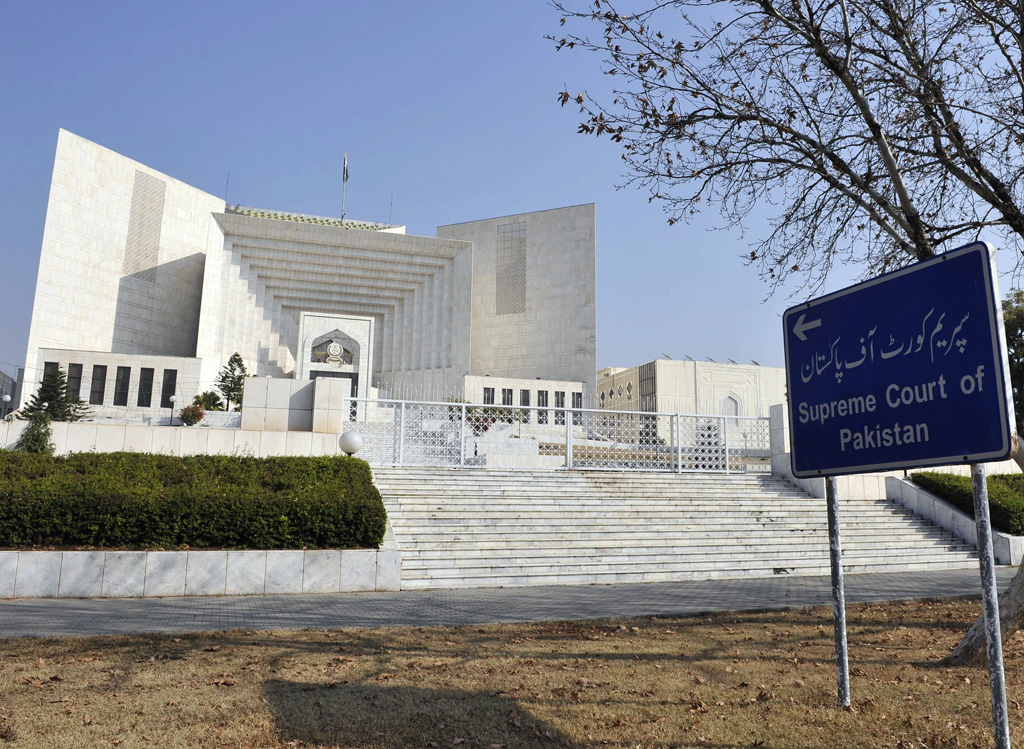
[551,0,1024,292]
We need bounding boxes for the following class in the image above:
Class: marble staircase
[372,468,979,590]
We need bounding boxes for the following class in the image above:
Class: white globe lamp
[339,430,363,456]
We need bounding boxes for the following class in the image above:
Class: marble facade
[18,130,596,416]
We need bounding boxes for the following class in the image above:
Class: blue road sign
[784,242,1015,477]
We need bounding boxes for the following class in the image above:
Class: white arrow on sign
[792,313,822,341]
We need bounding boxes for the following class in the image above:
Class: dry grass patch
[0,598,1021,747]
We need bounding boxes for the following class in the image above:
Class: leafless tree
[553,0,1024,295]
[553,0,1024,664]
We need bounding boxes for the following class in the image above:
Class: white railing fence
[344,398,770,472]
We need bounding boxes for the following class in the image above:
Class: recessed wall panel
[123,171,165,283]
[496,221,527,315]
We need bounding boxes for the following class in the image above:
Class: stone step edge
[403,556,983,577]
[0,548,402,600]
[392,529,966,543]
[398,546,966,560]
[385,498,807,503]
[398,541,976,556]
[398,560,982,588]
[388,520,953,531]
[374,480,801,487]
[374,477,798,483]
[375,475,788,480]
[387,510,926,520]
[378,488,794,496]
[404,558,980,576]
[402,549,979,571]
[395,528,962,540]
[380,497,868,504]
[399,544,969,556]
[389,524,961,537]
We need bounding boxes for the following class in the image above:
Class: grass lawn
[0,597,1020,747]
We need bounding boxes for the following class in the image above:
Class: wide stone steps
[373,468,979,589]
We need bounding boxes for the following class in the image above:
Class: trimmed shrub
[910,471,1024,536]
[0,452,386,550]
[178,404,205,426]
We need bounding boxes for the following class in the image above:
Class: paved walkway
[0,567,1014,639]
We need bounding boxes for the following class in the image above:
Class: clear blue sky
[0,0,882,381]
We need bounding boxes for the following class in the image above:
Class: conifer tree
[13,411,54,454]
[20,366,88,422]
[215,353,247,411]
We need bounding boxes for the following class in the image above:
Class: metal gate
[344,398,770,472]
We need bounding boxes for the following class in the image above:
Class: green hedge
[910,471,1024,536]
[0,452,386,550]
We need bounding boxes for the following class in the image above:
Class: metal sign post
[825,476,850,707]
[971,463,1011,749]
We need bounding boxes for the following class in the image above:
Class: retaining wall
[0,420,346,457]
[0,544,401,599]
[886,477,1024,565]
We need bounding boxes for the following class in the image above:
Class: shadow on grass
[263,680,575,748]
[12,599,980,675]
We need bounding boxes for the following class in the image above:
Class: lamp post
[1,394,9,418]
[168,395,176,426]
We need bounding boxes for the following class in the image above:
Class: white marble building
[19,130,596,420]
[597,358,787,418]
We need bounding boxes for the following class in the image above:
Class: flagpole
[341,151,348,221]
